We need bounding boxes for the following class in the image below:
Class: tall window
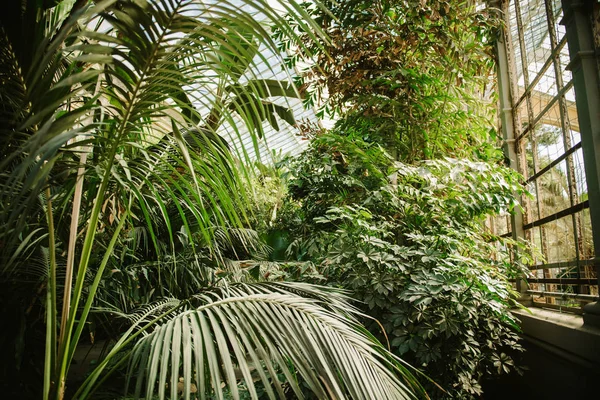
[499,0,598,313]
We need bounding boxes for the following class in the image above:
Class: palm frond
[127,283,425,400]
[210,227,271,260]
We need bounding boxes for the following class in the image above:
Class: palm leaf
[127,283,425,400]
[227,79,301,99]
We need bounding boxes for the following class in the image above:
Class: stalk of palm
[0,1,426,399]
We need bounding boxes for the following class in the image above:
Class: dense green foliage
[0,1,425,399]
[280,0,501,162]
[0,0,535,398]
[274,134,530,398]
[267,3,532,397]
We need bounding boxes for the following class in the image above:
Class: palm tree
[0,1,425,399]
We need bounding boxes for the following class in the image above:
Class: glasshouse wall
[495,0,599,314]
[493,0,600,396]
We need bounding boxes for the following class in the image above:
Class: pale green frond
[128,284,425,400]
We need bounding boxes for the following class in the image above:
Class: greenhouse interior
[1,0,599,399]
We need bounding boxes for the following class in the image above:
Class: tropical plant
[0,1,426,399]
[266,1,532,397]
[274,133,532,399]
[277,0,502,162]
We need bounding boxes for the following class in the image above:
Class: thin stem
[78,351,132,400]
[43,186,58,400]
[55,138,119,400]
[67,209,129,367]
[57,150,88,360]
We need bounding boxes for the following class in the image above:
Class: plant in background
[276,133,532,399]
[0,1,427,399]
[266,0,534,398]
[278,0,502,162]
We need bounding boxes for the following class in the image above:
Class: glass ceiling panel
[508,0,562,86]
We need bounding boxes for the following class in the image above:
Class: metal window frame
[495,0,600,322]
[560,0,600,327]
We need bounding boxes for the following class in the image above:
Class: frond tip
[127,284,425,400]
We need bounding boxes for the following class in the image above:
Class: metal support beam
[496,0,531,304]
[526,142,582,184]
[522,200,589,231]
[561,0,600,327]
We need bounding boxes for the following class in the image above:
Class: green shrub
[276,134,531,399]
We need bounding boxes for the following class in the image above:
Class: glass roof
[508,0,563,85]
